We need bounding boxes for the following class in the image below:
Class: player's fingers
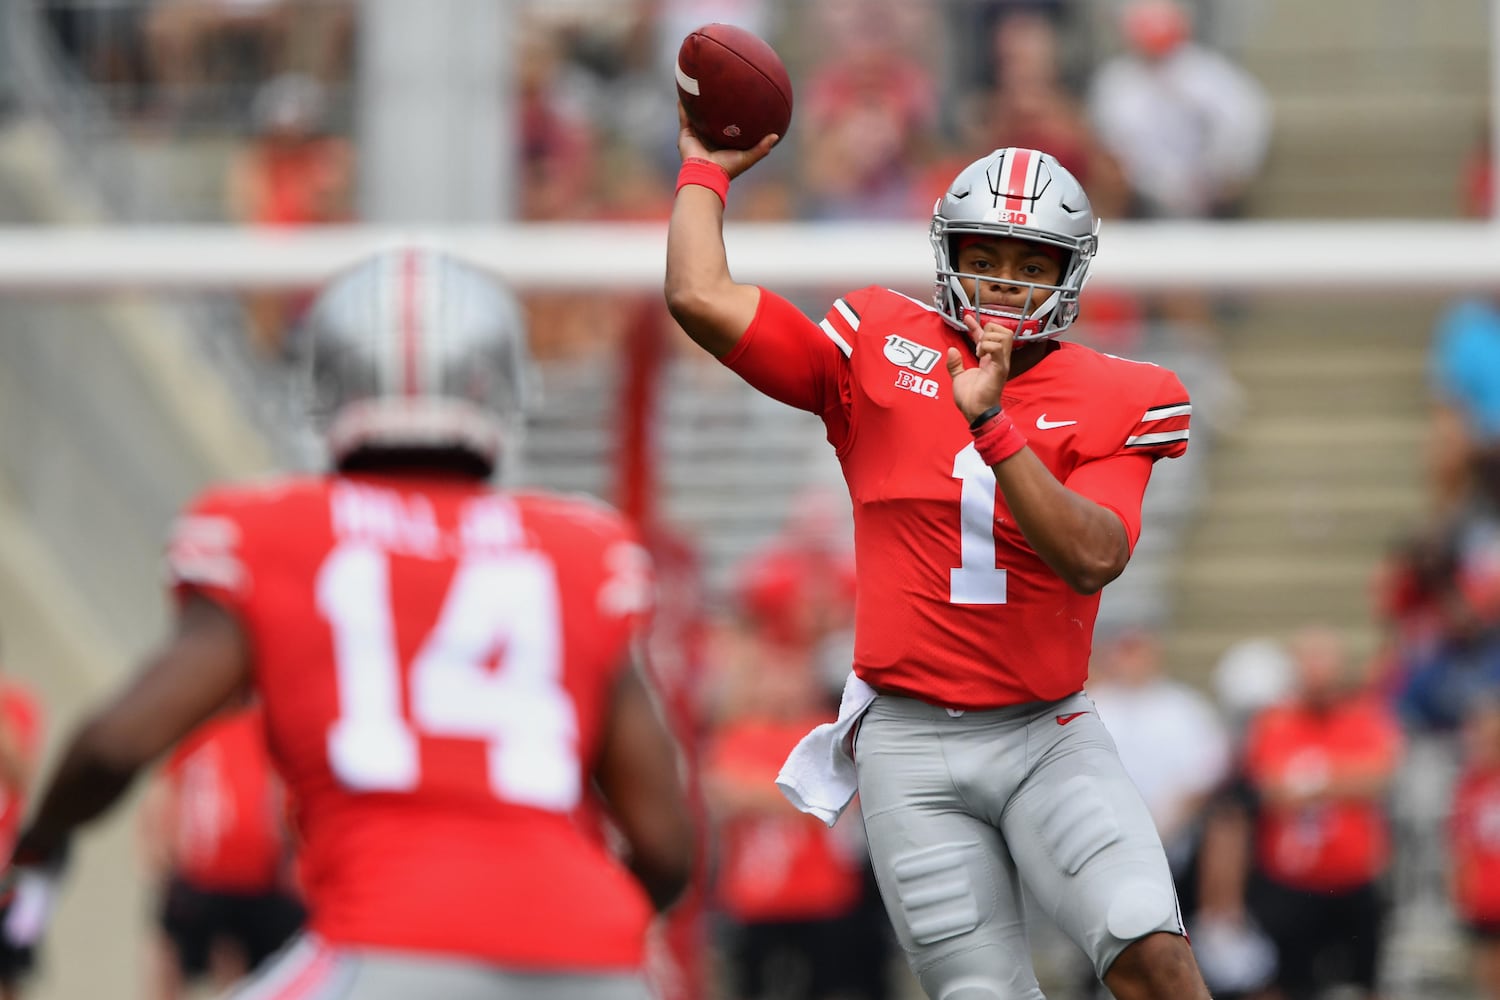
[974,330,1003,360]
[716,133,780,179]
[980,324,1014,359]
[962,313,983,340]
[676,103,711,159]
[944,346,966,380]
[741,133,779,169]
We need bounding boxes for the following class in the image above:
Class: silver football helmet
[301,247,530,476]
[931,147,1099,342]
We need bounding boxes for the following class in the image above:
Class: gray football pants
[223,935,656,1000]
[854,691,1185,999]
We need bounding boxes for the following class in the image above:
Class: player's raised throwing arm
[663,105,779,359]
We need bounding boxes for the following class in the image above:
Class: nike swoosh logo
[1035,415,1078,430]
[1055,712,1087,726]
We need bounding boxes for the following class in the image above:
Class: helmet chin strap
[960,289,1061,343]
[964,307,1040,338]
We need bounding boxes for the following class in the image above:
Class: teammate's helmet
[931,147,1099,342]
[301,247,529,476]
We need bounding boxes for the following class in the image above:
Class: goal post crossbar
[0,221,1495,293]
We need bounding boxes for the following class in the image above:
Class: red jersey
[1450,766,1500,922]
[724,287,1189,708]
[707,718,862,922]
[166,473,657,970]
[0,681,41,857]
[162,706,290,894]
[1242,696,1403,891]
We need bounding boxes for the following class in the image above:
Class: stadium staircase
[0,15,298,996]
[1160,0,1489,676]
[0,115,280,1000]
[1157,3,1489,996]
[523,353,843,602]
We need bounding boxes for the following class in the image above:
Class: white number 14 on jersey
[316,543,581,811]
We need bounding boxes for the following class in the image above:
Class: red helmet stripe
[399,249,422,397]
[1003,148,1033,210]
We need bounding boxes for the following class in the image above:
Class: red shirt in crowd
[707,718,862,922]
[733,543,856,653]
[242,138,352,228]
[1243,695,1403,891]
[1451,766,1500,923]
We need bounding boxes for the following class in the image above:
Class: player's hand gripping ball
[675,23,793,151]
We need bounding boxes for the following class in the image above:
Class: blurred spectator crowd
[27,0,1274,362]
[30,0,1272,222]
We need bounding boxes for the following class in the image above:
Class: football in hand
[675,23,793,151]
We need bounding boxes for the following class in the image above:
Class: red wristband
[675,157,730,207]
[971,409,1027,466]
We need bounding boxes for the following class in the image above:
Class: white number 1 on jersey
[950,444,1008,604]
[316,543,581,811]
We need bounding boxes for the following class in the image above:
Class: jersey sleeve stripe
[1141,403,1192,422]
[170,554,247,591]
[886,289,947,316]
[833,298,861,330]
[818,319,854,357]
[1126,430,1190,447]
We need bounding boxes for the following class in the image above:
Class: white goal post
[0,221,1496,293]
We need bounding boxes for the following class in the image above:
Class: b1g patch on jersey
[884,334,941,374]
[895,370,940,398]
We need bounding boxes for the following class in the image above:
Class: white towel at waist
[775,671,879,828]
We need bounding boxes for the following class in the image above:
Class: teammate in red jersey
[666,125,1208,998]
[142,704,304,998]
[4,248,695,999]
[0,648,42,1000]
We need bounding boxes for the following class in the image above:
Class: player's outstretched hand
[945,315,1016,424]
[0,853,63,969]
[677,102,778,180]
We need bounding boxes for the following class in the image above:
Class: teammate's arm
[12,594,250,862]
[663,104,778,359]
[946,320,1132,595]
[593,655,695,912]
